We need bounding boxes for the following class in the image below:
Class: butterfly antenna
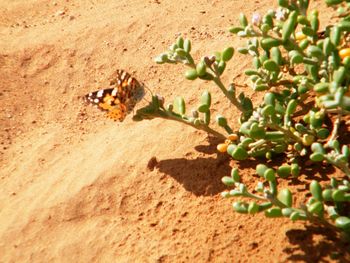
[140,82,154,103]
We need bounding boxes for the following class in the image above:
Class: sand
[1,0,349,262]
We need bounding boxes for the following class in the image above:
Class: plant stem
[326,110,342,147]
[324,155,350,178]
[212,76,245,112]
[139,108,226,139]
[269,79,294,87]
[266,123,303,143]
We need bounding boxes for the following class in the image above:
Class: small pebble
[55,10,65,16]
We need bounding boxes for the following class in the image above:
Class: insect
[84,70,145,121]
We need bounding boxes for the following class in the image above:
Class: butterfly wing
[84,87,128,121]
[84,70,144,122]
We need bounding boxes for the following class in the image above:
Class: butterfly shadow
[284,225,350,262]
[156,153,231,196]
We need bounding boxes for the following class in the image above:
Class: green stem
[324,155,350,178]
[244,192,266,201]
[269,79,294,87]
[326,110,342,148]
[266,123,303,143]
[138,108,226,139]
[212,76,245,112]
[246,188,344,232]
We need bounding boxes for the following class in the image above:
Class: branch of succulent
[134,0,350,235]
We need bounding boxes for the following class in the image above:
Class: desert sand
[1,0,349,262]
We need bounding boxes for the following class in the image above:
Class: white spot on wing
[121,71,127,80]
[97,90,104,97]
[111,89,118,96]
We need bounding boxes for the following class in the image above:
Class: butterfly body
[85,70,144,121]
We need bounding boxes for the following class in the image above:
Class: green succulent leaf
[185,69,198,80]
[335,217,350,230]
[174,96,186,115]
[278,189,293,207]
[222,47,234,61]
[310,180,323,201]
[265,207,283,218]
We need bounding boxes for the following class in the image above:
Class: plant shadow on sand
[157,154,230,196]
[284,225,350,262]
[157,139,231,196]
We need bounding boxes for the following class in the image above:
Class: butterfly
[84,70,145,121]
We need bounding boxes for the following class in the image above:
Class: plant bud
[193,118,201,126]
[191,109,199,118]
[166,103,173,112]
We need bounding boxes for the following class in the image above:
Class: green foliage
[134,0,350,235]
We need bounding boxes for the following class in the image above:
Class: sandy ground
[1,0,350,262]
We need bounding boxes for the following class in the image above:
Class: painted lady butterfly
[84,70,145,121]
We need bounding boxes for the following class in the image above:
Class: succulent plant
[134,0,350,235]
